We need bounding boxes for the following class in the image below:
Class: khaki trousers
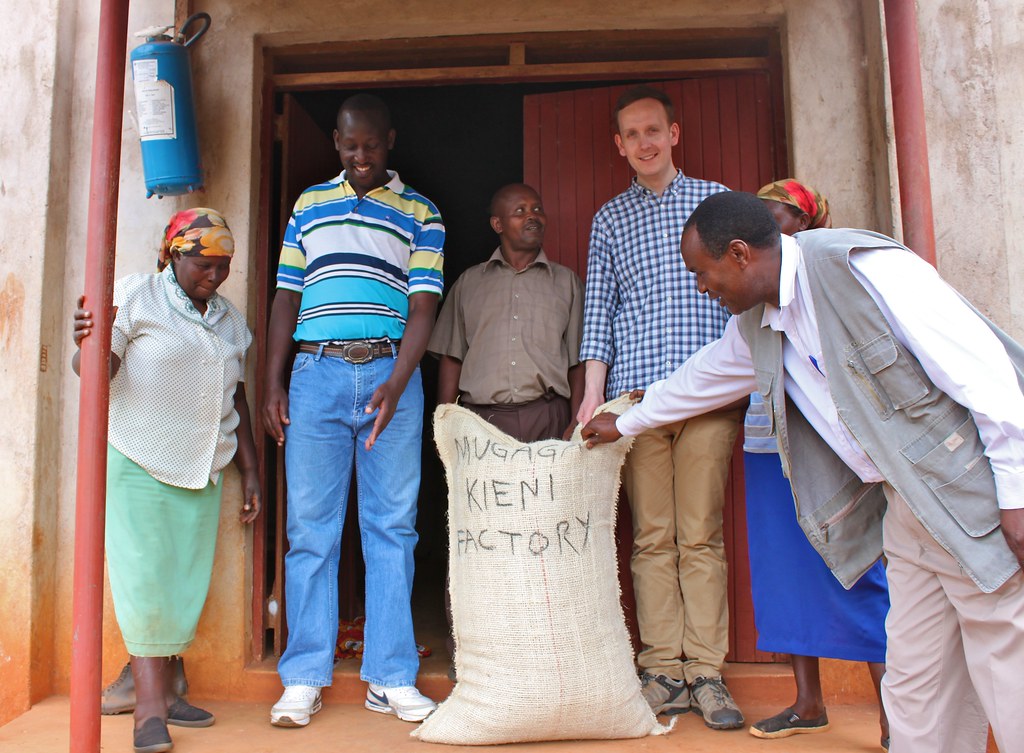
[881,485,1024,753]
[623,409,742,683]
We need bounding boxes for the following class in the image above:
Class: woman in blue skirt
[745,181,890,749]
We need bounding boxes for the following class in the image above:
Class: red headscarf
[756,180,831,229]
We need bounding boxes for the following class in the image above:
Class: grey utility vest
[737,228,1023,593]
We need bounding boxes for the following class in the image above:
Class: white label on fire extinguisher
[135,79,176,141]
[132,58,158,82]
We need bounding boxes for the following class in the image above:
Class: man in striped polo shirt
[263,93,444,728]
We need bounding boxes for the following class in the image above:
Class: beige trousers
[623,409,742,683]
[881,485,1024,753]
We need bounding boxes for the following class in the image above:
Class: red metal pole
[883,0,937,265]
[70,0,130,750]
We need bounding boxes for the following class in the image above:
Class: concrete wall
[917,0,1024,329]
[3,0,1019,719]
[0,0,72,726]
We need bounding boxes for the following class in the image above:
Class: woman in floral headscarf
[742,181,891,749]
[73,208,260,753]
[756,178,832,233]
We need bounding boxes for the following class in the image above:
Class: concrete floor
[2,696,891,753]
[1,655,997,752]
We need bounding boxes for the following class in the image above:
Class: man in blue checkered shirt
[577,85,745,730]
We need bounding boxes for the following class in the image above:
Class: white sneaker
[365,683,437,722]
[270,685,322,727]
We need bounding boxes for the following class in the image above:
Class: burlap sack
[414,400,671,745]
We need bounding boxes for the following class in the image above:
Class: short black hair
[613,85,674,131]
[684,191,780,259]
[489,183,539,217]
[336,93,392,133]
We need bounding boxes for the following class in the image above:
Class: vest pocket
[899,405,999,537]
[847,334,929,418]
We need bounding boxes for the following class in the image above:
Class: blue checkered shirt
[580,171,731,398]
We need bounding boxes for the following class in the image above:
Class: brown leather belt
[297,340,399,364]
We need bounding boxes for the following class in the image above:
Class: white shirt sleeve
[616,317,758,436]
[852,248,1024,509]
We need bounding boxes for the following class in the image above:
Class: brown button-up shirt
[428,248,583,405]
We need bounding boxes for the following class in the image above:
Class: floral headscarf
[756,179,831,230]
[157,208,235,271]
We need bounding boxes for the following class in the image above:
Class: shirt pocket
[847,333,929,419]
[899,403,1000,537]
[526,290,572,347]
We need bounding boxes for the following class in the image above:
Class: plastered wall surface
[917,0,1024,333]
[0,0,66,727]
[8,0,1020,718]
[990,2,1024,337]
[783,1,884,231]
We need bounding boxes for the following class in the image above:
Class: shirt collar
[628,169,685,200]
[761,234,800,330]
[484,246,553,276]
[335,169,404,195]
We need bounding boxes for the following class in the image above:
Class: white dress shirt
[616,234,1024,509]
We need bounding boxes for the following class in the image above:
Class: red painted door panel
[524,76,782,662]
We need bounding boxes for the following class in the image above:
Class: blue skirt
[744,451,889,662]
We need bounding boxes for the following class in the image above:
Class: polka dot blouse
[108,267,253,489]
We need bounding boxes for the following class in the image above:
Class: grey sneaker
[101,657,188,715]
[690,675,744,729]
[639,672,690,716]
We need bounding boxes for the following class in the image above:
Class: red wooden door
[523,76,783,662]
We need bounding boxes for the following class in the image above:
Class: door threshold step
[220,657,875,707]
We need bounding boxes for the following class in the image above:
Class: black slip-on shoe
[748,707,830,738]
[167,698,215,728]
[133,717,173,753]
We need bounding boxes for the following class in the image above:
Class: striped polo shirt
[277,170,445,342]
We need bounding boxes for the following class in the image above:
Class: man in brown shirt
[428,183,584,441]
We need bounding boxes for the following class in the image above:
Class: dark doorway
[255,69,786,665]
[261,81,620,661]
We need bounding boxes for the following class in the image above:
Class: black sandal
[133,717,173,753]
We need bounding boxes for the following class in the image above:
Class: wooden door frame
[252,27,789,662]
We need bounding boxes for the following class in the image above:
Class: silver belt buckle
[341,340,373,364]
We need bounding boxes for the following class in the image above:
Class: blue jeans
[278,350,423,688]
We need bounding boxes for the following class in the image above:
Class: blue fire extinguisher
[129,13,211,198]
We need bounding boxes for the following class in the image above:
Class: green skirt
[105,444,222,656]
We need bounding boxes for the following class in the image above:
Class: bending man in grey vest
[582,191,1024,753]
